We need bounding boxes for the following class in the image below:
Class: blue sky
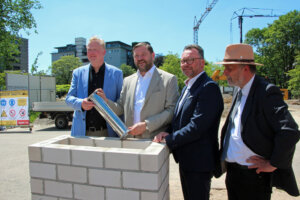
[20,0,299,73]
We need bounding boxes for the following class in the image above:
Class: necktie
[221,90,242,160]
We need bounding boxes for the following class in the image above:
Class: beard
[135,58,153,73]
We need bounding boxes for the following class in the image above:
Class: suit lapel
[240,75,258,130]
[142,68,160,108]
[174,72,207,118]
[128,73,138,124]
[174,86,187,117]
[103,63,109,95]
[83,65,90,97]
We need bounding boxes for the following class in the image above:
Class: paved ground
[0,104,299,200]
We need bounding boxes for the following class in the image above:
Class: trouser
[225,162,272,200]
[179,167,212,200]
[86,129,108,137]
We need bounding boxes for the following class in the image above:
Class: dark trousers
[225,162,272,200]
[179,167,212,200]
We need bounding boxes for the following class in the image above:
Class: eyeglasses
[180,58,202,65]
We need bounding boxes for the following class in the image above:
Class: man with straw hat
[217,43,299,200]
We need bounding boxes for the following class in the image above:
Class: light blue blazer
[66,63,123,137]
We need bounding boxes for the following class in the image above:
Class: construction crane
[230,8,280,43]
[193,0,219,44]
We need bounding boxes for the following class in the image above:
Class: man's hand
[246,155,277,174]
[128,122,147,136]
[81,98,94,111]
[153,132,169,143]
[96,88,108,103]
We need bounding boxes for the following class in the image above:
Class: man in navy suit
[66,36,123,137]
[154,44,224,200]
[217,44,299,199]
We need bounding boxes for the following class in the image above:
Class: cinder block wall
[28,135,170,200]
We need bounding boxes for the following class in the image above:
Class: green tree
[31,51,43,74]
[0,0,42,71]
[160,53,186,91]
[245,10,300,89]
[50,56,82,84]
[120,64,136,77]
[205,61,227,86]
[287,53,300,99]
[0,73,5,90]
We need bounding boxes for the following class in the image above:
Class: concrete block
[54,138,69,145]
[57,165,87,183]
[30,163,56,180]
[141,175,169,200]
[42,146,70,164]
[105,148,140,170]
[28,145,42,161]
[123,172,160,190]
[69,137,94,146]
[163,186,170,200]
[140,142,168,172]
[94,137,122,148]
[74,184,104,200]
[31,194,58,200]
[159,159,169,183]
[89,169,121,187]
[141,173,169,200]
[30,178,43,194]
[106,188,139,200]
[44,180,72,198]
[72,147,104,168]
[122,139,151,149]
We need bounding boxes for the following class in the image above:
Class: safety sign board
[0,90,29,126]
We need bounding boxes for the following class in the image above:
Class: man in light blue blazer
[66,36,123,137]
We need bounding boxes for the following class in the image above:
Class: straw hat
[216,44,263,66]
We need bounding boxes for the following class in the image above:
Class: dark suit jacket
[166,72,224,173]
[220,75,300,196]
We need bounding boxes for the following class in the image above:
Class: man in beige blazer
[99,42,179,139]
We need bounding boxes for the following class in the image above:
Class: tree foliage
[56,84,70,98]
[245,10,300,89]
[31,51,43,74]
[160,53,186,92]
[50,56,82,84]
[120,64,136,78]
[0,73,6,90]
[154,54,165,67]
[287,52,300,99]
[0,0,42,71]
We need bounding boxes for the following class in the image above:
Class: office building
[51,37,133,68]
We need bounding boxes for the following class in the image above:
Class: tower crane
[230,8,280,43]
[193,0,218,44]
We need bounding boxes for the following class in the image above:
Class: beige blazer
[107,67,179,139]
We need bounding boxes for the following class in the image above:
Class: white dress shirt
[177,71,204,111]
[133,65,156,124]
[226,75,259,166]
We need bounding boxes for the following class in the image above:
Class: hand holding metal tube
[88,90,128,139]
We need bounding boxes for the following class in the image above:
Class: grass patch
[29,111,40,123]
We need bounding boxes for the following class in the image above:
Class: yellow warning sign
[0,120,16,125]
[1,111,7,117]
[18,98,27,106]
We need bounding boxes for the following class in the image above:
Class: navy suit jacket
[66,63,123,137]
[166,72,224,173]
[220,75,300,196]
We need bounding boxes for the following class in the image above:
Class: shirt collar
[184,71,204,89]
[137,65,156,78]
[90,62,106,74]
[240,74,255,96]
